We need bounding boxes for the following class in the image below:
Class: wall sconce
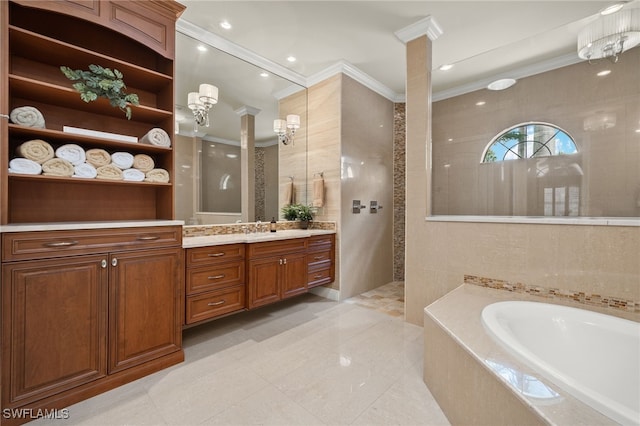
[188,83,218,129]
[577,8,640,63]
[273,114,300,145]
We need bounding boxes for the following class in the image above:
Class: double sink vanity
[0,221,335,424]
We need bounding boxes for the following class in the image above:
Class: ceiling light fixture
[187,83,218,130]
[286,56,297,63]
[260,71,269,78]
[600,2,626,16]
[197,45,207,52]
[439,64,453,71]
[597,69,612,76]
[577,8,640,62]
[273,114,300,145]
[220,20,232,30]
[475,101,486,106]
[487,78,517,90]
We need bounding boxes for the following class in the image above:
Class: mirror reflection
[173,31,307,224]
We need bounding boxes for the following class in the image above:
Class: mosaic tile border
[183,221,336,237]
[464,274,640,314]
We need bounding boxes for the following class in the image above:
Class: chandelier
[577,8,640,62]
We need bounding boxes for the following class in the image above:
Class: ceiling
[174,0,636,142]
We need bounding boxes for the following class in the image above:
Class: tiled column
[236,106,260,222]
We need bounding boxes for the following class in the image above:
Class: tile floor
[34,284,450,426]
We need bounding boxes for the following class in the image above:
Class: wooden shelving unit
[1,0,183,224]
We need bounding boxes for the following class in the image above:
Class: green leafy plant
[60,64,139,119]
[281,203,314,221]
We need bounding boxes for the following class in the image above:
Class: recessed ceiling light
[600,2,625,16]
[597,69,612,76]
[286,56,297,63]
[260,71,269,78]
[197,45,207,52]
[476,101,486,106]
[487,78,517,91]
[220,20,232,30]
[439,64,453,71]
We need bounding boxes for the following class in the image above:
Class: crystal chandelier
[577,8,640,62]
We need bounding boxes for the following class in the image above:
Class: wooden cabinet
[247,238,309,309]
[184,244,246,325]
[1,0,185,225]
[307,234,336,288]
[1,226,184,423]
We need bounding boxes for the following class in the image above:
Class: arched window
[482,122,577,163]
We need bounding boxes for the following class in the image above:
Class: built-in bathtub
[423,284,640,426]
[482,301,640,426]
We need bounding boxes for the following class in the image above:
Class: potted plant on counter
[281,203,314,229]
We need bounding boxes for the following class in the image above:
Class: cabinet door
[247,256,280,309]
[281,252,308,299]
[108,247,182,374]
[1,255,108,406]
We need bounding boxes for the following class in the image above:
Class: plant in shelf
[60,64,140,119]
[281,203,315,229]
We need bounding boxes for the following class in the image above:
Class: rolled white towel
[140,128,171,147]
[122,168,145,182]
[111,152,134,169]
[73,162,97,179]
[8,158,42,175]
[55,144,86,165]
[10,106,45,128]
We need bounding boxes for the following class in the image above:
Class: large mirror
[174,31,307,224]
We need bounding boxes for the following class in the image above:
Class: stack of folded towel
[8,139,170,183]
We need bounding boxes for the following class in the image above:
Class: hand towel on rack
[96,164,123,180]
[10,106,45,128]
[73,162,97,179]
[16,139,54,164]
[42,158,74,177]
[140,128,171,147]
[111,152,134,169]
[85,148,111,167]
[312,176,325,208]
[284,181,295,205]
[55,143,86,165]
[132,154,154,172]
[145,168,170,183]
[8,158,42,175]
[122,168,145,182]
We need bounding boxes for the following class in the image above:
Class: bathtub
[482,301,640,426]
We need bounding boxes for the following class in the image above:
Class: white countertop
[0,220,185,233]
[183,229,335,248]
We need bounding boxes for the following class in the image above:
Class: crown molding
[432,52,582,102]
[234,105,261,116]
[394,15,443,43]
[176,19,307,87]
[307,60,402,102]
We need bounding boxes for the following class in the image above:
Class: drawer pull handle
[208,274,225,280]
[137,235,160,241]
[208,253,225,257]
[314,256,325,260]
[43,240,78,248]
[207,300,225,306]
[314,274,324,279]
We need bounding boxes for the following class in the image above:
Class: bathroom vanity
[183,230,336,326]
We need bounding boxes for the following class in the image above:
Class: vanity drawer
[186,261,245,295]
[308,234,334,250]
[307,249,332,270]
[185,286,245,324]
[247,238,307,259]
[185,244,245,266]
[308,268,333,288]
[2,226,182,262]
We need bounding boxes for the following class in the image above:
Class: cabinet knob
[207,300,225,306]
[101,259,107,268]
[111,258,118,267]
[314,256,325,260]
[283,258,287,265]
[208,274,225,280]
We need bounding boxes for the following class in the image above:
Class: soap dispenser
[270,217,277,232]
